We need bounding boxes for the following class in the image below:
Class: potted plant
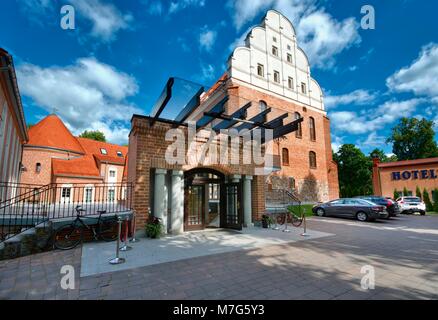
[261,215,274,229]
[145,217,164,239]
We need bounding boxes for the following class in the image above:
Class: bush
[394,189,400,200]
[416,186,422,200]
[433,189,438,213]
[423,189,434,212]
[145,217,164,239]
[403,187,409,197]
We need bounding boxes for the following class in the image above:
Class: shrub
[145,217,164,239]
[423,189,434,212]
[416,186,422,200]
[394,189,400,200]
[433,189,438,213]
[403,187,409,197]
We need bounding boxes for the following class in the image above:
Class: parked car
[312,198,389,222]
[355,195,400,218]
[396,197,426,215]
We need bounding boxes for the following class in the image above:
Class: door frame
[220,182,243,231]
[184,184,206,231]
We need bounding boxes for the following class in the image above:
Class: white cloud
[16,58,141,144]
[324,89,377,109]
[70,0,133,42]
[359,132,387,148]
[169,0,206,14]
[227,0,361,69]
[331,135,344,153]
[387,43,438,97]
[148,1,163,16]
[199,28,217,52]
[330,99,424,135]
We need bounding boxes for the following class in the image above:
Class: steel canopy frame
[149,77,175,126]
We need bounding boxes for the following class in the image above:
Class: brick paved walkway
[1,215,437,300]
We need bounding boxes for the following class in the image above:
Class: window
[309,151,317,169]
[301,82,307,94]
[209,184,219,200]
[272,46,278,57]
[117,151,123,157]
[273,71,280,83]
[108,189,115,202]
[259,101,268,122]
[289,177,296,190]
[100,148,107,155]
[61,187,71,200]
[85,187,93,203]
[294,112,302,138]
[109,170,116,178]
[282,148,289,166]
[287,53,293,63]
[309,117,316,141]
[273,36,277,43]
[287,44,291,50]
[257,64,264,77]
[288,77,294,90]
[35,162,41,173]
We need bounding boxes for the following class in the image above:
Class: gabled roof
[77,137,128,165]
[52,155,101,177]
[27,114,85,154]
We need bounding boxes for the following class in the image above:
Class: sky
[1,0,437,155]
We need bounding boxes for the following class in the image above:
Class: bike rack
[301,209,310,237]
[129,211,140,243]
[120,217,132,252]
[109,217,126,265]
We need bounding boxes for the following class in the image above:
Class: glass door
[222,183,243,230]
[184,185,205,231]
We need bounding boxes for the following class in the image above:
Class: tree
[403,187,409,197]
[416,186,422,200]
[334,144,373,198]
[79,130,106,142]
[423,189,433,212]
[394,189,400,200]
[387,117,438,161]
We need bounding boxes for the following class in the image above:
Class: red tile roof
[52,155,101,177]
[77,138,128,165]
[27,115,85,154]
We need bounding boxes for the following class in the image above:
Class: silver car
[313,198,389,222]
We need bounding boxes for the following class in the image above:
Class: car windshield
[404,197,421,203]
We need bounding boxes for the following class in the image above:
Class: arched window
[35,163,41,173]
[294,112,302,138]
[309,151,317,169]
[282,148,289,166]
[309,117,316,141]
[259,101,268,122]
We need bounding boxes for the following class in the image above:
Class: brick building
[372,157,438,199]
[128,10,339,233]
[20,114,128,202]
[0,49,28,193]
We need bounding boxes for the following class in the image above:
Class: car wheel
[316,208,325,217]
[420,211,426,216]
[356,211,368,222]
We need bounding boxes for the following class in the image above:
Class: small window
[309,151,317,169]
[259,101,268,122]
[289,177,296,190]
[108,189,115,202]
[117,151,123,157]
[282,148,289,166]
[287,53,293,63]
[301,82,307,94]
[273,71,280,83]
[288,77,294,90]
[273,36,277,43]
[287,44,291,50]
[257,64,264,77]
[309,117,316,141]
[294,112,302,138]
[272,46,278,57]
[100,148,107,155]
[35,163,41,173]
[109,170,116,178]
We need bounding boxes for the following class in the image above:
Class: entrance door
[222,183,243,230]
[184,185,205,231]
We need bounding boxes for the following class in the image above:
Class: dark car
[312,198,389,222]
[355,196,400,218]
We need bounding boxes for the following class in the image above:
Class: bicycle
[53,205,119,250]
[275,208,305,228]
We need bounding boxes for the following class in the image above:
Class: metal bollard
[301,209,310,237]
[129,212,140,243]
[109,217,126,265]
[120,217,132,252]
[272,211,280,231]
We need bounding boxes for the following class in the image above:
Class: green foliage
[416,186,422,200]
[387,117,438,161]
[403,187,409,197]
[433,189,438,213]
[334,144,373,198]
[145,217,164,239]
[424,189,434,212]
[79,130,106,142]
[394,189,400,200]
[287,204,314,217]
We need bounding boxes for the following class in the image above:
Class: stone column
[154,169,168,233]
[170,170,184,234]
[243,175,253,227]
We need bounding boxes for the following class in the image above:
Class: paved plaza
[1,215,438,300]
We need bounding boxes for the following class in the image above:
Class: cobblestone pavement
[1,215,437,300]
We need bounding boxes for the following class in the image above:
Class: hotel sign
[392,169,438,181]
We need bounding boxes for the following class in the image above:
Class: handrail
[0,183,49,208]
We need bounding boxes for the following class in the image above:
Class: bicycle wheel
[53,224,83,250]
[291,214,303,227]
[99,219,118,242]
[276,212,286,225]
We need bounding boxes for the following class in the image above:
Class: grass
[287,204,314,217]
[427,212,438,215]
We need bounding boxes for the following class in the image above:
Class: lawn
[287,204,315,217]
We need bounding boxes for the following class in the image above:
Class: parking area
[0,214,437,300]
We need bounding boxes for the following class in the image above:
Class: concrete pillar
[243,175,253,227]
[170,170,184,234]
[154,169,168,233]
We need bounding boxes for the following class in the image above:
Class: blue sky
[1,0,437,154]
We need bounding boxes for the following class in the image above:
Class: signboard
[392,169,438,181]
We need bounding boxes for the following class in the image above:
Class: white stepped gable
[228,10,324,111]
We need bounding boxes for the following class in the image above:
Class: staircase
[265,188,302,214]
